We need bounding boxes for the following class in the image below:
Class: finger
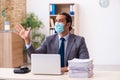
[27,27,31,31]
[16,24,25,31]
[26,27,31,34]
[15,24,22,32]
[15,25,21,33]
[18,24,25,30]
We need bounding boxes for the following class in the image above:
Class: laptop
[31,54,62,75]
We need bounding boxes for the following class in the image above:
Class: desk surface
[0,68,120,80]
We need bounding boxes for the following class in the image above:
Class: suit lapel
[54,35,59,54]
[66,34,75,59]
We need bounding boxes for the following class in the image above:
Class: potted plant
[21,13,45,63]
[21,13,45,49]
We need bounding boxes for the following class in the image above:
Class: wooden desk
[0,68,120,80]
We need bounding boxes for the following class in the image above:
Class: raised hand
[15,24,31,45]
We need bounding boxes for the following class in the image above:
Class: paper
[68,58,94,78]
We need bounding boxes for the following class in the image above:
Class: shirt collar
[58,33,70,41]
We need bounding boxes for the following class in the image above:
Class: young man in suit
[15,12,89,72]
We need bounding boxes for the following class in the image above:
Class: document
[68,58,93,78]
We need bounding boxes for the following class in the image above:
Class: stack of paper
[68,58,93,78]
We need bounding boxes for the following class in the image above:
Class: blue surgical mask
[54,22,64,34]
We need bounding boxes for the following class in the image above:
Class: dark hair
[58,12,72,31]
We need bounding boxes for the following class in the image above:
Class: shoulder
[45,33,58,41]
[69,34,86,46]
[69,33,84,40]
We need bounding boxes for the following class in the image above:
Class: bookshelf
[49,3,79,35]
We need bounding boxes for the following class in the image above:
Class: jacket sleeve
[78,37,90,59]
[26,38,47,57]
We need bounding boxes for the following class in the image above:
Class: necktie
[59,38,65,67]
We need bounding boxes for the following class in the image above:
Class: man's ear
[66,23,71,28]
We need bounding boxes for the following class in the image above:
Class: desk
[0,68,120,80]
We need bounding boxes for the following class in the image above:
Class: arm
[26,39,47,57]
[79,37,89,59]
[15,24,47,56]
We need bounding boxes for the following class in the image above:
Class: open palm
[15,24,31,44]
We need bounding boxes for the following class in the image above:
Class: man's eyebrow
[56,19,65,20]
[60,19,65,20]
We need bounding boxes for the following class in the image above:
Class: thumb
[27,27,31,32]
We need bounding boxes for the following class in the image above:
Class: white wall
[27,0,120,65]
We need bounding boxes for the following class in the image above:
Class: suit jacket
[27,33,89,66]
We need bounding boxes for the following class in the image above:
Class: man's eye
[59,20,64,22]
[55,19,65,22]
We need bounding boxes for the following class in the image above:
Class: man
[15,12,89,72]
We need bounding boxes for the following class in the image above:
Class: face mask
[54,22,64,34]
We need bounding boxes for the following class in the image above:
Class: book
[50,4,56,15]
[50,28,55,35]
[70,4,75,15]
[50,18,55,28]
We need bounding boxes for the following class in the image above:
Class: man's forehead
[56,15,66,20]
